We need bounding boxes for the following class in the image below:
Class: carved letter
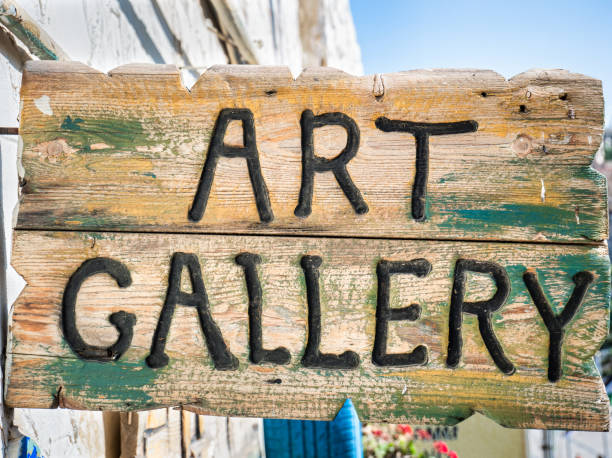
[189,108,273,223]
[295,110,368,217]
[146,252,238,370]
[446,259,514,375]
[373,259,430,366]
[375,118,478,221]
[235,252,291,365]
[62,257,135,361]
[300,255,360,369]
[523,270,594,382]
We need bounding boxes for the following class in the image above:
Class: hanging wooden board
[16,61,605,243]
[6,231,611,430]
[6,61,610,431]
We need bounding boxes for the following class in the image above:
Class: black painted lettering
[62,257,135,361]
[446,259,514,374]
[235,253,291,365]
[295,110,368,217]
[146,252,238,370]
[188,108,273,223]
[375,118,478,221]
[373,259,430,366]
[523,270,594,382]
[300,255,360,369]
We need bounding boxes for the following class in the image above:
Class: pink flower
[448,451,458,458]
[434,441,449,454]
[416,429,432,440]
[396,424,413,435]
[372,429,383,437]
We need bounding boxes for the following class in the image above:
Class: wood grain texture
[9,62,611,431]
[5,230,610,430]
[16,61,606,243]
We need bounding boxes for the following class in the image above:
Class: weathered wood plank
[9,61,610,431]
[5,230,610,430]
[16,61,606,243]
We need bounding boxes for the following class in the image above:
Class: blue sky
[350,0,612,125]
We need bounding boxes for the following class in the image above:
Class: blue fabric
[314,420,332,458]
[18,437,41,458]
[263,399,362,458]
[331,399,363,458]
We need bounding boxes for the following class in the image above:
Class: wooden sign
[6,61,610,431]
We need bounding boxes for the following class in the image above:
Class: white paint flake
[575,207,580,224]
[540,179,546,203]
[34,95,52,116]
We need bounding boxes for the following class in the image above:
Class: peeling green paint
[44,356,158,409]
[77,231,116,242]
[2,15,59,60]
[60,116,84,131]
[25,115,171,157]
[58,116,154,154]
[61,212,139,230]
[427,164,607,241]
[437,172,459,184]
[434,202,600,239]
